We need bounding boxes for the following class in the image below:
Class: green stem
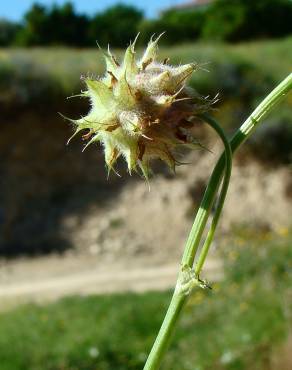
[194,114,232,277]
[144,114,231,370]
[143,73,292,370]
[143,291,187,370]
[182,72,292,268]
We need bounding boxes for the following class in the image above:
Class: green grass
[0,229,291,370]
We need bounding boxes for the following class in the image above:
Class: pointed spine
[140,33,165,67]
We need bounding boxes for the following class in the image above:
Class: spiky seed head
[67,35,209,179]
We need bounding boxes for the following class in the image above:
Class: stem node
[175,265,211,297]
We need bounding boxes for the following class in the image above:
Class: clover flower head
[68,34,209,178]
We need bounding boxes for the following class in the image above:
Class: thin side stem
[181,113,233,267]
[143,73,292,370]
[194,114,232,276]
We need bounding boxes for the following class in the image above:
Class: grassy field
[0,228,291,370]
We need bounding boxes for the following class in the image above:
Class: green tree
[46,2,89,46]
[15,3,48,45]
[15,2,90,46]
[203,0,292,41]
[0,18,20,46]
[88,4,143,47]
[140,9,206,45]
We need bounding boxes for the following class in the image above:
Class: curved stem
[194,114,232,276]
[182,73,292,268]
[143,73,292,370]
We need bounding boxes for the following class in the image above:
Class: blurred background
[0,0,291,369]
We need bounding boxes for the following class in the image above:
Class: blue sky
[0,0,185,20]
